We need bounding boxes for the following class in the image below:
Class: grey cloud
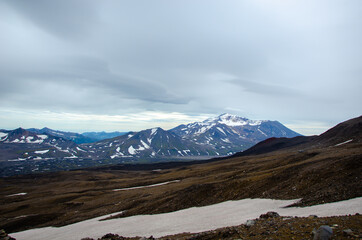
[225,78,302,97]
[0,55,189,113]
[4,0,100,39]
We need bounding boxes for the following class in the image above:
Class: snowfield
[11,197,362,240]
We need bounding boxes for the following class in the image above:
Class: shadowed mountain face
[0,116,360,235]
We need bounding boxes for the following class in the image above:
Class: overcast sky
[0,0,361,135]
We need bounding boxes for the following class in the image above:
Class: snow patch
[140,140,150,149]
[34,150,49,154]
[258,129,267,136]
[216,127,226,135]
[335,139,353,146]
[151,128,158,136]
[37,135,48,140]
[113,180,181,191]
[6,192,27,197]
[128,146,136,155]
[76,147,87,152]
[11,197,362,240]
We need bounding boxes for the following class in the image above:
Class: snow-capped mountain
[83,127,218,160]
[0,114,302,175]
[28,127,97,144]
[170,113,301,155]
[0,128,89,161]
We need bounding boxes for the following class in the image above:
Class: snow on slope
[113,180,180,191]
[11,197,362,240]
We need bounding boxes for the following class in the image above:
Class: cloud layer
[1,0,361,134]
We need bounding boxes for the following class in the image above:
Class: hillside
[233,115,362,157]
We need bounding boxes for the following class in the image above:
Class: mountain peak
[203,113,263,127]
[13,127,28,134]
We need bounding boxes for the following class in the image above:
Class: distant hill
[27,127,96,144]
[81,131,126,141]
[0,128,88,161]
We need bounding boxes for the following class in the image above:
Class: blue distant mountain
[81,131,126,141]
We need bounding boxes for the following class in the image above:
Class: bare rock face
[312,225,333,240]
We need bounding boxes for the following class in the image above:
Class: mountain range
[0,113,301,176]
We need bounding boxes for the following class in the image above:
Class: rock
[343,229,353,236]
[312,225,333,240]
[0,229,16,240]
[259,211,280,219]
[245,219,256,227]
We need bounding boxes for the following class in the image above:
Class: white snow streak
[34,150,49,154]
[113,180,180,191]
[6,192,27,197]
[11,197,362,240]
[140,140,150,149]
[216,127,226,135]
[151,128,157,136]
[335,139,353,146]
[76,147,87,152]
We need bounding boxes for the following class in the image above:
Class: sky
[0,0,361,135]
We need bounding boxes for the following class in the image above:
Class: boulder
[259,211,280,219]
[312,225,333,240]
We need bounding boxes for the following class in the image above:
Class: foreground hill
[234,115,362,157]
[0,116,360,236]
